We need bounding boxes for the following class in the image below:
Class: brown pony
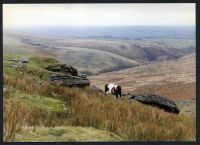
[105,84,122,98]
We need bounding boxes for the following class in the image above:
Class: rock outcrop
[6,58,29,63]
[45,64,78,76]
[45,64,90,88]
[129,94,180,114]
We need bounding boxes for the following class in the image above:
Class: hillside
[3,31,195,74]
[49,37,195,62]
[3,54,196,141]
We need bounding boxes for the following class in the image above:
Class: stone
[20,58,29,63]
[129,94,180,114]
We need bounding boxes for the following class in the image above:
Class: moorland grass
[3,55,196,141]
[3,75,196,141]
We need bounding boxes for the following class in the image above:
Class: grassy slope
[3,54,123,141]
[3,55,196,141]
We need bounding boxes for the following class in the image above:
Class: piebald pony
[105,83,122,98]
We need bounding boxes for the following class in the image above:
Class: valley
[4,30,195,75]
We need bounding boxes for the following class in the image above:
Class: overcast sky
[3,4,195,29]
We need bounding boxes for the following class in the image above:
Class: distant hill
[3,31,139,74]
[3,29,195,74]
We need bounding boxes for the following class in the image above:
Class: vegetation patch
[15,126,122,142]
[7,90,66,113]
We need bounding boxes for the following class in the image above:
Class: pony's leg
[116,94,118,99]
[116,86,122,98]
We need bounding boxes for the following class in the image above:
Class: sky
[3,4,195,29]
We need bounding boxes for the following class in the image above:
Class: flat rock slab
[50,75,90,88]
[129,94,180,114]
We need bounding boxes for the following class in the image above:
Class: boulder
[50,75,90,88]
[129,94,180,114]
[20,58,29,63]
[45,64,78,76]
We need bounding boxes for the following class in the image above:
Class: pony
[105,83,122,98]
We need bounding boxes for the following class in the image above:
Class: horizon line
[4,25,195,29]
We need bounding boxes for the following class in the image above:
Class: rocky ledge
[45,64,90,88]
